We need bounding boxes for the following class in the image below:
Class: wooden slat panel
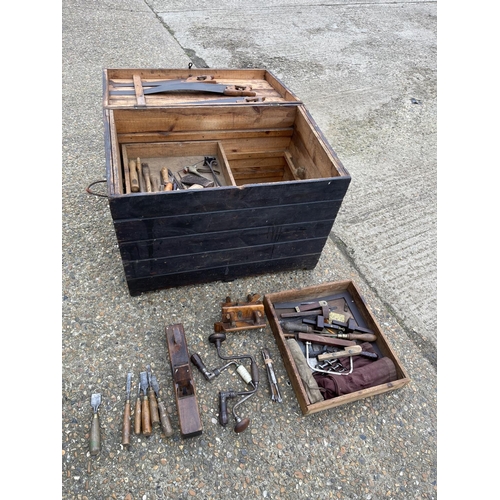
[112,106,297,134]
[123,237,327,279]
[113,199,343,242]
[118,220,334,261]
[126,254,321,296]
[117,127,294,144]
[108,177,350,220]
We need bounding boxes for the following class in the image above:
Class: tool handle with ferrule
[89,413,101,456]
[134,396,142,435]
[142,394,152,436]
[338,332,377,342]
[122,400,131,448]
[147,387,160,427]
[129,160,140,192]
[157,398,174,437]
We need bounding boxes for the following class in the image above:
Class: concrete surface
[61,0,438,498]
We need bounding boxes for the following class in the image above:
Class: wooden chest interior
[103,69,351,295]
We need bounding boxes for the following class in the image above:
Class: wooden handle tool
[122,373,132,448]
[142,163,152,192]
[316,345,362,361]
[151,374,174,437]
[89,393,102,456]
[129,160,140,192]
[140,372,152,436]
[161,167,173,191]
[134,382,141,435]
[146,366,160,427]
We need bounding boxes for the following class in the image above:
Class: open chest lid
[103,68,302,109]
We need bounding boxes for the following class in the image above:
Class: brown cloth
[313,342,398,399]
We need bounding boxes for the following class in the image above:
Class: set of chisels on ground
[128,156,222,193]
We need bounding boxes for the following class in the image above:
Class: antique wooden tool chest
[102,68,351,296]
[263,280,410,415]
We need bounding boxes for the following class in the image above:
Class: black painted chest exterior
[103,69,351,296]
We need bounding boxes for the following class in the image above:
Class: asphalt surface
[61,0,438,498]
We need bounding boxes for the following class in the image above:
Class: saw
[110,82,256,97]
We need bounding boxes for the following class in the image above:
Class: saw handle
[142,393,152,436]
[157,398,174,437]
[223,85,256,97]
[89,412,101,456]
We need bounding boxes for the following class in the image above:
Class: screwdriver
[122,373,132,448]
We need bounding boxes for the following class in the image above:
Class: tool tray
[263,280,410,415]
[102,68,351,295]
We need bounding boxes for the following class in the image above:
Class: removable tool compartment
[263,280,410,415]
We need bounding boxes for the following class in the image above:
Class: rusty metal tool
[134,381,141,435]
[166,323,203,438]
[151,374,174,438]
[261,348,282,403]
[146,365,160,428]
[122,373,132,448]
[139,372,152,436]
[214,294,266,332]
[89,393,102,456]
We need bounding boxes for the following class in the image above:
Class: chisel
[140,372,152,436]
[151,375,174,438]
[89,393,102,456]
[134,381,141,435]
[146,365,160,428]
[122,373,132,448]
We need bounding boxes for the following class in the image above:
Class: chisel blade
[91,393,101,412]
[126,373,132,398]
[139,372,148,392]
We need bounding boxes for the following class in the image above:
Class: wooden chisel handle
[142,394,152,436]
[317,345,362,361]
[134,395,141,435]
[157,398,174,437]
[122,399,131,448]
[142,163,152,192]
[161,167,173,191]
[147,387,160,427]
[129,160,140,192]
[89,413,101,456]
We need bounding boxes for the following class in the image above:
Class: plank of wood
[132,74,146,107]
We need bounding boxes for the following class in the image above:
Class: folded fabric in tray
[313,342,398,399]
